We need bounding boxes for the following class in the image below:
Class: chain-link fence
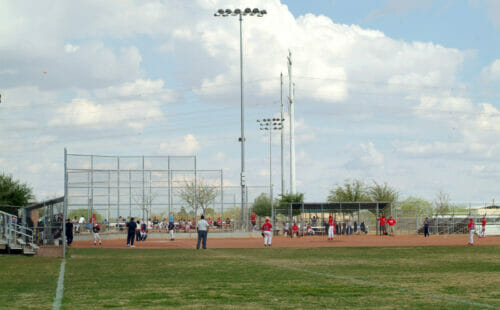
[65,153,270,232]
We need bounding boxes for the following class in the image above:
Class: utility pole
[280,73,285,197]
[288,50,296,194]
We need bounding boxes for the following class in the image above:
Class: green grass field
[1,246,499,309]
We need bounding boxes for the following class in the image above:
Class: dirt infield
[72,234,500,249]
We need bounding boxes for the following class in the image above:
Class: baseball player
[328,215,335,240]
[423,217,430,237]
[306,223,314,236]
[168,220,175,241]
[387,216,396,236]
[262,218,272,247]
[93,224,102,246]
[291,222,299,238]
[480,217,486,238]
[467,218,475,246]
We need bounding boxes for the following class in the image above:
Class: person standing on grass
[328,215,335,240]
[126,217,137,248]
[196,215,209,249]
[467,218,475,246]
[262,218,272,247]
[423,217,430,237]
[93,224,102,246]
[65,218,73,247]
[480,217,486,238]
[387,216,396,236]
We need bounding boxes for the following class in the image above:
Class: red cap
[329,215,332,219]
[469,218,473,221]
[265,218,270,223]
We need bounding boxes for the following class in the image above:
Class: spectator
[251,212,257,230]
[140,222,147,241]
[360,221,367,234]
[65,219,73,247]
[306,223,314,236]
[312,216,317,226]
[291,222,300,238]
[225,218,232,230]
[153,217,159,230]
[283,222,289,237]
[354,221,358,234]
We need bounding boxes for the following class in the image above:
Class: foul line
[52,259,66,310]
[212,251,499,310]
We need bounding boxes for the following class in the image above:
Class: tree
[252,193,272,217]
[327,179,369,202]
[277,192,304,216]
[369,181,398,202]
[178,179,218,217]
[435,190,451,215]
[0,174,34,214]
[396,196,433,216]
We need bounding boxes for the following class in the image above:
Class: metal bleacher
[0,210,39,255]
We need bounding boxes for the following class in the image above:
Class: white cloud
[64,43,79,53]
[159,134,201,155]
[480,59,500,82]
[345,142,384,169]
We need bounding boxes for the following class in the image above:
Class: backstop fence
[65,152,270,231]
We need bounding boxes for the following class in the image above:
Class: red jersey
[468,222,475,230]
[251,213,256,222]
[292,224,299,231]
[307,225,311,230]
[388,218,396,226]
[482,219,486,226]
[328,218,334,226]
[379,217,386,225]
[262,222,272,231]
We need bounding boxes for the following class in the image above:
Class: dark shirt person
[65,219,74,246]
[126,218,137,248]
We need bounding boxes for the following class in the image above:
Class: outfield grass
[2,246,499,309]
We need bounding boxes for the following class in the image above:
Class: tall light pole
[257,118,284,231]
[214,8,267,230]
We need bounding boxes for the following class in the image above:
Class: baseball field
[1,236,499,309]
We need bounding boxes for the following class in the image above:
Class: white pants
[308,229,314,235]
[469,229,475,244]
[170,229,175,240]
[264,231,272,245]
[480,226,485,237]
[328,226,334,238]
[93,233,101,243]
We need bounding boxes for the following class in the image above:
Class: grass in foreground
[0,255,61,309]
[1,246,499,309]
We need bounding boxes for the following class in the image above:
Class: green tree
[0,174,34,214]
[252,193,272,217]
[369,181,398,202]
[67,209,103,223]
[327,179,369,202]
[277,192,304,216]
[396,196,433,216]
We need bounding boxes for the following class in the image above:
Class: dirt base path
[72,234,500,249]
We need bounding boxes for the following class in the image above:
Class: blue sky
[1,0,500,205]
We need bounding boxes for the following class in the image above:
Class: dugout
[281,202,392,235]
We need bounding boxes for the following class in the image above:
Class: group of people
[377,215,397,236]
[467,217,487,246]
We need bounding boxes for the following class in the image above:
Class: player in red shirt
[387,216,396,236]
[262,218,272,247]
[291,222,299,238]
[306,223,314,236]
[378,215,387,236]
[251,212,257,230]
[480,216,486,238]
[467,218,475,246]
[328,216,335,240]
